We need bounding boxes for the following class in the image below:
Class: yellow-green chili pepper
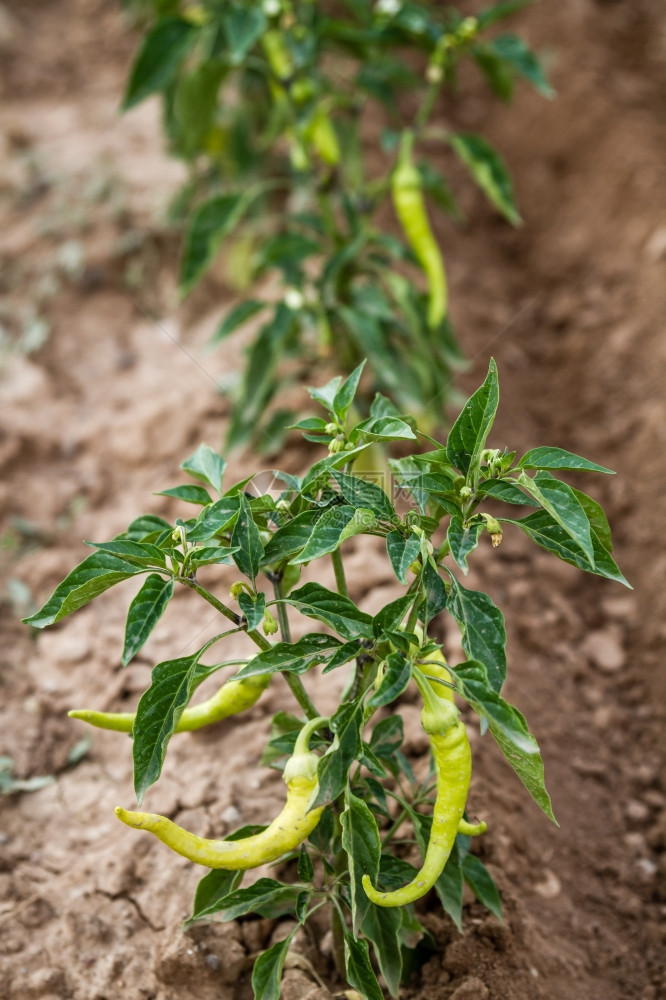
[362,669,474,906]
[68,673,271,734]
[304,107,341,166]
[115,716,327,869]
[392,131,448,329]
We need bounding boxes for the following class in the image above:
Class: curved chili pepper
[68,673,271,734]
[115,716,328,869]
[392,131,448,329]
[362,668,474,906]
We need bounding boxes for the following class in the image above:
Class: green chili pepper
[115,716,327,869]
[392,131,448,329]
[68,673,271,734]
[363,668,476,906]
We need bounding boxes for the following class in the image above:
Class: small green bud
[262,610,279,636]
[459,485,472,499]
[329,435,345,454]
[230,582,246,600]
[325,422,338,435]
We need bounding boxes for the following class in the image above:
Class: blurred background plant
[120,0,553,451]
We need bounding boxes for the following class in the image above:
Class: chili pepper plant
[122,0,553,448]
[24,358,628,999]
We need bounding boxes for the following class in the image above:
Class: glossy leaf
[447,516,484,574]
[133,650,204,802]
[223,5,266,63]
[341,787,381,934]
[367,652,411,709]
[446,573,506,692]
[446,359,499,478]
[252,932,295,1000]
[517,446,614,475]
[185,869,242,927]
[234,634,343,679]
[517,471,594,562]
[238,590,266,631]
[490,34,555,98]
[344,931,384,1000]
[333,360,366,421]
[23,552,146,628]
[122,574,174,667]
[180,193,251,295]
[180,444,227,494]
[361,904,403,998]
[187,496,240,543]
[332,470,395,520]
[386,531,421,584]
[314,702,362,807]
[291,506,374,563]
[286,583,374,640]
[463,854,503,921]
[231,494,264,583]
[157,484,213,505]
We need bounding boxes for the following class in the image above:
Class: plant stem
[284,675,320,721]
[331,548,349,598]
[273,578,292,643]
[181,579,272,652]
[405,590,424,635]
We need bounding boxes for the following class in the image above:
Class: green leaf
[361,905,403,998]
[196,878,299,924]
[231,494,264,584]
[209,300,266,346]
[473,42,515,101]
[286,583,373,640]
[122,574,174,667]
[322,639,364,674]
[446,573,506,692]
[517,446,614,475]
[447,517,484,574]
[85,539,167,566]
[291,506,375,563]
[172,60,226,159]
[123,514,173,542]
[373,595,413,637]
[572,488,613,553]
[238,591,266,631]
[261,510,321,564]
[369,716,404,762]
[180,445,227,494]
[490,34,555,98]
[333,360,367,421]
[180,193,251,295]
[449,135,521,225]
[517,471,594,562]
[298,844,315,883]
[463,854,502,921]
[314,702,362,807]
[132,650,204,802]
[477,0,532,29]
[157,484,213,505]
[332,470,395,520]
[187,497,240,543]
[22,552,146,628]
[234,634,343,679]
[489,717,556,823]
[252,932,295,1000]
[185,869,242,927]
[386,531,421,584]
[446,358,499,478]
[367,652,411,709]
[223,5,266,63]
[476,480,534,505]
[421,560,447,627]
[186,545,239,569]
[123,18,196,110]
[454,659,537,753]
[507,510,630,587]
[342,788,381,934]
[353,415,417,442]
[344,931,384,1000]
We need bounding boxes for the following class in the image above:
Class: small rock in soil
[625,799,651,824]
[449,976,490,1000]
[533,870,561,899]
[581,628,625,672]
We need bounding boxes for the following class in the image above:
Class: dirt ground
[1,1,665,998]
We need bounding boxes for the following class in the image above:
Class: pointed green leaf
[187,496,240,543]
[123,18,197,110]
[122,574,174,667]
[386,531,421,584]
[298,845,315,883]
[252,932,295,1000]
[85,539,167,566]
[238,591,266,631]
[517,471,594,562]
[446,573,506,692]
[507,510,630,587]
[368,652,411,709]
[133,650,204,802]
[463,854,502,921]
[333,360,367,421]
[180,444,227,493]
[314,702,362,807]
[194,878,299,924]
[344,931,384,1000]
[572,488,613,553]
[231,494,264,583]
[22,552,146,628]
[447,516,484,574]
[185,869,242,927]
[373,595,414,636]
[157,484,213,506]
[446,359,500,478]
[286,583,373,640]
[234,634,343,679]
[476,480,535,505]
[517,446,614,475]
[342,787,381,934]
[291,506,374,564]
[332,470,395,520]
[261,510,321,565]
[421,560,448,627]
[223,5,266,63]
[449,134,521,225]
[361,904,402,998]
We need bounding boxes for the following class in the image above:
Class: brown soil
[1,2,665,999]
